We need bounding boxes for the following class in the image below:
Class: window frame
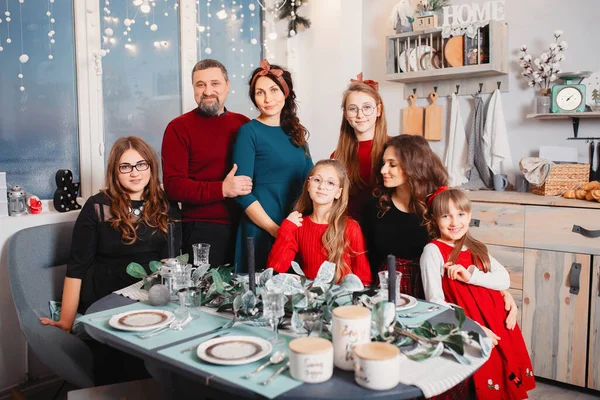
[73,0,198,198]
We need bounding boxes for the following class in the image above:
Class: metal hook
[477,82,483,94]
[412,88,417,95]
[433,86,438,93]
[455,84,460,95]
[497,81,501,90]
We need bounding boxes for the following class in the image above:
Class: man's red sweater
[161,109,250,224]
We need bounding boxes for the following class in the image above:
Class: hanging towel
[462,94,494,190]
[444,93,469,186]
[482,89,514,182]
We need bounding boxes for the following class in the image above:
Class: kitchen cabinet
[467,191,600,389]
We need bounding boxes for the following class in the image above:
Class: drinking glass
[262,291,286,346]
[297,308,323,337]
[192,243,211,266]
[377,270,403,303]
[174,288,190,319]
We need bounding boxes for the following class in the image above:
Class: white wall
[363,0,600,171]
[277,0,364,162]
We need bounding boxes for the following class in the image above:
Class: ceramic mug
[331,305,371,370]
[493,174,509,191]
[288,337,334,383]
[353,342,401,391]
[515,174,529,193]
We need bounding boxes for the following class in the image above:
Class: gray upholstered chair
[8,221,95,388]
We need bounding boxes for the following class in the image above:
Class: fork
[398,305,440,318]
[137,315,191,339]
[260,361,290,386]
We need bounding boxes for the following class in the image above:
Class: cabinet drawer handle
[470,219,480,227]
[569,262,581,295]
[572,225,600,238]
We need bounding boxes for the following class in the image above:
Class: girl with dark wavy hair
[362,134,450,297]
[233,60,313,272]
[331,76,389,222]
[41,136,182,331]
[267,160,371,284]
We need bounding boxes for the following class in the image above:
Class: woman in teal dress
[233,59,313,272]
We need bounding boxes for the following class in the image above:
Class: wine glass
[262,291,286,346]
[297,308,323,337]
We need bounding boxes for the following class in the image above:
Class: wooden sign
[442,1,505,27]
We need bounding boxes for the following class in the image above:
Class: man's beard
[197,96,220,117]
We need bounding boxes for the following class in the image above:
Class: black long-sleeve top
[66,192,182,313]
[362,196,431,284]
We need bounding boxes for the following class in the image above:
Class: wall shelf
[385,21,508,97]
[526,112,600,138]
[526,112,600,120]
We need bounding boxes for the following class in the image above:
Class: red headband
[350,72,379,92]
[250,59,290,98]
[426,186,449,208]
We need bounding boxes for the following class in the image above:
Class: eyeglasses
[345,104,376,118]
[307,176,339,191]
[119,161,150,174]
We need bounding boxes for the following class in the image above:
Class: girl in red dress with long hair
[421,187,535,399]
[331,74,389,222]
[267,159,371,285]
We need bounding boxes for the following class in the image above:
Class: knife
[180,331,231,353]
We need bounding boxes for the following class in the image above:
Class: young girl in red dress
[331,74,389,222]
[267,159,371,285]
[421,187,535,399]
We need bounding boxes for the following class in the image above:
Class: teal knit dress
[233,119,313,272]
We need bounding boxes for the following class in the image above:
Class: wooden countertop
[465,190,600,209]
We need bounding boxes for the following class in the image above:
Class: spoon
[242,350,287,379]
[398,305,440,318]
[260,361,290,386]
[137,314,192,338]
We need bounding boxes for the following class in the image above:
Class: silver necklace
[129,205,144,217]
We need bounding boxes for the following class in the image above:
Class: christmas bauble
[148,284,170,306]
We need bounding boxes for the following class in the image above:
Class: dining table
[83,293,488,400]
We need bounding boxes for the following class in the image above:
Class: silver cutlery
[398,305,441,318]
[137,315,192,339]
[179,332,231,354]
[260,360,290,386]
[242,350,287,379]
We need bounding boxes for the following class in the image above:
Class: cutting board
[402,94,424,136]
[424,92,443,141]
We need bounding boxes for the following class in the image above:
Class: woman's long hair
[424,188,491,272]
[374,135,448,220]
[294,159,351,282]
[103,136,171,244]
[248,65,309,154]
[334,82,388,195]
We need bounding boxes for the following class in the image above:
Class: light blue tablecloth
[158,323,302,399]
[397,301,448,327]
[79,302,232,350]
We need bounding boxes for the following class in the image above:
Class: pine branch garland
[277,0,311,37]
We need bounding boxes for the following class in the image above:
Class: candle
[387,254,396,305]
[247,236,256,294]
[167,222,175,259]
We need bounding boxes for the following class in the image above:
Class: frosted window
[0,0,79,200]
[101,1,182,162]
[197,0,262,116]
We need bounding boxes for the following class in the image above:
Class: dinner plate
[359,293,418,311]
[420,51,441,70]
[398,50,410,72]
[196,335,273,366]
[409,45,433,72]
[108,309,175,332]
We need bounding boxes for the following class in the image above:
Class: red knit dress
[266,217,372,285]
[431,240,535,400]
[331,139,373,223]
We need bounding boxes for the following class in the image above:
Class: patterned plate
[196,335,273,366]
[362,292,418,311]
[108,309,175,332]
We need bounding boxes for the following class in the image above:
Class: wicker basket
[532,163,590,196]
